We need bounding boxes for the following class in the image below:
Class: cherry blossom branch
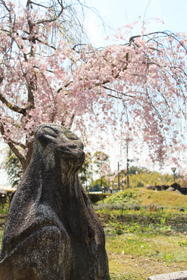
[102,86,134,98]
[57,81,73,93]
[68,112,75,129]
[34,37,56,50]
[0,0,11,13]
[18,59,35,107]
[0,123,26,166]
[107,93,123,100]
[38,72,57,122]
[0,93,27,115]
[157,89,171,108]
[28,1,52,9]
[26,1,35,57]
[34,2,64,25]
[145,89,163,121]
[11,140,26,149]
[129,30,187,51]
[7,142,25,167]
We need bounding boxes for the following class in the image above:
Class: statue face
[35,124,85,165]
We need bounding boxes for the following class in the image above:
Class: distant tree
[93,151,111,187]
[79,152,93,189]
[5,149,23,187]
[89,178,109,192]
[128,166,150,175]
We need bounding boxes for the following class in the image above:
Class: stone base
[148,271,187,280]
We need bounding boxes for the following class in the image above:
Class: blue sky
[84,0,187,46]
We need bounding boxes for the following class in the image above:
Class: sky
[0,0,187,186]
[84,0,187,47]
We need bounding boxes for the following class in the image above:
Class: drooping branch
[145,89,163,121]
[34,1,65,25]
[0,0,11,13]
[28,1,51,9]
[129,30,187,51]
[34,37,56,50]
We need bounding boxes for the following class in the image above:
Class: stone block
[148,271,187,280]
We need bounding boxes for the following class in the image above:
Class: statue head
[34,124,85,170]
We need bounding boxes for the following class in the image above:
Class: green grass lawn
[104,217,187,280]
[99,188,187,209]
[107,232,187,280]
[97,188,187,279]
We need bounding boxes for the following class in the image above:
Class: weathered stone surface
[148,271,187,280]
[0,124,109,280]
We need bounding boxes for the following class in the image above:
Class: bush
[88,193,112,203]
[5,150,22,187]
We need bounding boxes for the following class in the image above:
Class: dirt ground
[108,252,187,280]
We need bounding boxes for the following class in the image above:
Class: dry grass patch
[106,233,187,280]
[138,189,187,208]
[108,253,187,280]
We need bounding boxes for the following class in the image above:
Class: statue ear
[37,133,57,145]
[36,127,58,145]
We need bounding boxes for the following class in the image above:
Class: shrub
[88,193,112,203]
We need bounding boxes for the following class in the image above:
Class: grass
[138,188,187,208]
[97,188,187,279]
[107,232,187,280]
[107,233,187,262]
[100,188,187,209]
